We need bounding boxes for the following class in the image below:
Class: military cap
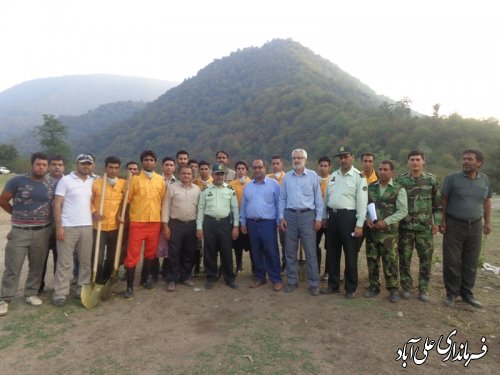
[212,163,226,174]
[334,146,353,157]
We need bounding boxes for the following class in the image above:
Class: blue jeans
[284,210,319,287]
[247,219,282,284]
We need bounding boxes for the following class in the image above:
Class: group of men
[0,145,492,316]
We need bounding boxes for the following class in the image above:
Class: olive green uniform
[366,180,408,291]
[396,172,441,293]
[197,183,239,285]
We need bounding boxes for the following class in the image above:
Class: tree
[432,103,440,118]
[35,114,72,162]
[0,143,18,163]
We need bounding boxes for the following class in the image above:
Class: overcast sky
[1,0,499,119]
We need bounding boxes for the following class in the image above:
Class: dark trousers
[92,229,118,283]
[166,219,197,283]
[232,228,252,271]
[443,216,483,298]
[247,219,282,284]
[326,210,359,293]
[39,232,57,292]
[203,216,235,284]
[316,227,327,273]
[279,230,286,268]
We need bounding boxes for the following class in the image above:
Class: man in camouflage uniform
[364,160,408,303]
[396,150,441,302]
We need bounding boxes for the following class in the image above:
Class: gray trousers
[53,226,93,300]
[0,226,51,301]
[284,210,320,287]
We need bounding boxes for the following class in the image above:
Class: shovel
[101,172,132,301]
[298,239,306,282]
[81,173,107,309]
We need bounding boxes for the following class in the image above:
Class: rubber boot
[141,259,155,290]
[124,267,135,299]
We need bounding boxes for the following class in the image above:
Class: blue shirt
[240,177,280,225]
[278,168,324,221]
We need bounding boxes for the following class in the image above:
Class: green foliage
[67,39,500,191]
[35,114,72,162]
[0,143,18,163]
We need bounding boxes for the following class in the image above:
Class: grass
[190,328,319,375]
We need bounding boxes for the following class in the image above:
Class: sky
[1,0,499,119]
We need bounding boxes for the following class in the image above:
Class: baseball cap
[76,153,95,164]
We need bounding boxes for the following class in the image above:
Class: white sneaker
[25,295,43,306]
[0,300,8,316]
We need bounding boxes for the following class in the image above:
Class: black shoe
[461,294,482,308]
[205,280,215,290]
[320,287,340,295]
[141,276,156,290]
[124,267,136,299]
[444,295,455,307]
[364,287,380,298]
[345,291,355,299]
[52,298,66,307]
[124,288,135,299]
[389,289,400,303]
[284,283,298,293]
[309,286,320,296]
[227,282,239,289]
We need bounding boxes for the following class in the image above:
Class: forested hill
[0,74,177,140]
[87,39,389,159]
[13,101,149,155]
[85,39,500,189]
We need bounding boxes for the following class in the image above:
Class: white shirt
[55,172,94,226]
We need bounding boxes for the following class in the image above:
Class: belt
[13,223,51,231]
[205,215,229,221]
[327,207,356,213]
[447,215,482,225]
[170,218,196,224]
[247,218,274,223]
[286,208,312,213]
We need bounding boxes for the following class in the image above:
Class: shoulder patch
[359,172,364,178]
[201,185,209,191]
[363,186,368,191]
[227,184,234,190]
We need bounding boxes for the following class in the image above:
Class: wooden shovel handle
[92,173,107,284]
[112,172,133,271]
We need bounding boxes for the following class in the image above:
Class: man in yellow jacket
[91,156,126,284]
[123,150,166,299]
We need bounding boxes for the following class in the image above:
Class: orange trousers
[124,222,161,269]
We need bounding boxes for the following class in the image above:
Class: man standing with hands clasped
[162,166,200,291]
[279,149,323,296]
[322,146,367,299]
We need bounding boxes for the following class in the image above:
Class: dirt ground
[0,206,499,375]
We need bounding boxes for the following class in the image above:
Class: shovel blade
[81,283,104,309]
[100,276,119,301]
